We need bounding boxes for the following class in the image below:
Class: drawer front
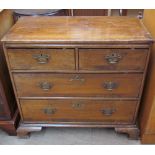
[13,73,142,98]
[79,49,148,71]
[20,99,137,123]
[7,48,75,70]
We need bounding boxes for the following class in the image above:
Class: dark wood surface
[0,109,19,135]
[72,9,108,16]
[0,10,19,135]
[2,16,152,44]
[2,16,152,139]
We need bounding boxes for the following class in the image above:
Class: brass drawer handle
[101,108,116,116]
[105,53,122,64]
[69,75,85,83]
[38,82,53,91]
[32,53,49,64]
[43,108,57,115]
[103,82,118,91]
[72,101,84,109]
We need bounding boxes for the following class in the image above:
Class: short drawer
[7,48,75,70]
[79,48,148,71]
[13,73,143,98]
[20,99,137,123]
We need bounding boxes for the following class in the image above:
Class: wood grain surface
[7,48,75,70]
[79,48,148,71]
[1,16,152,43]
[139,10,155,144]
[2,16,152,139]
[20,99,137,123]
[13,73,143,98]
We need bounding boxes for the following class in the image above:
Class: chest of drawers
[2,16,152,139]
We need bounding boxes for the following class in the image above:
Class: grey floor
[0,128,140,145]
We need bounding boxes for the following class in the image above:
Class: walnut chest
[2,16,152,139]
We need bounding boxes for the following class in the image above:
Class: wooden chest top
[1,16,152,44]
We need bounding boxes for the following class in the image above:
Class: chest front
[2,16,152,139]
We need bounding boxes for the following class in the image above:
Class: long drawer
[7,48,75,70]
[79,48,148,71]
[20,99,137,123]
[13,73,143,98]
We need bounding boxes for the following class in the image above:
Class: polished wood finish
[13,73,142,98]
[0,9,19,135]
[139,10,155,144]
[2,16,152,44]
[2,16,152,139]
[7,48,75,70]
[20,99,137,123]
[79,48,148,72]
